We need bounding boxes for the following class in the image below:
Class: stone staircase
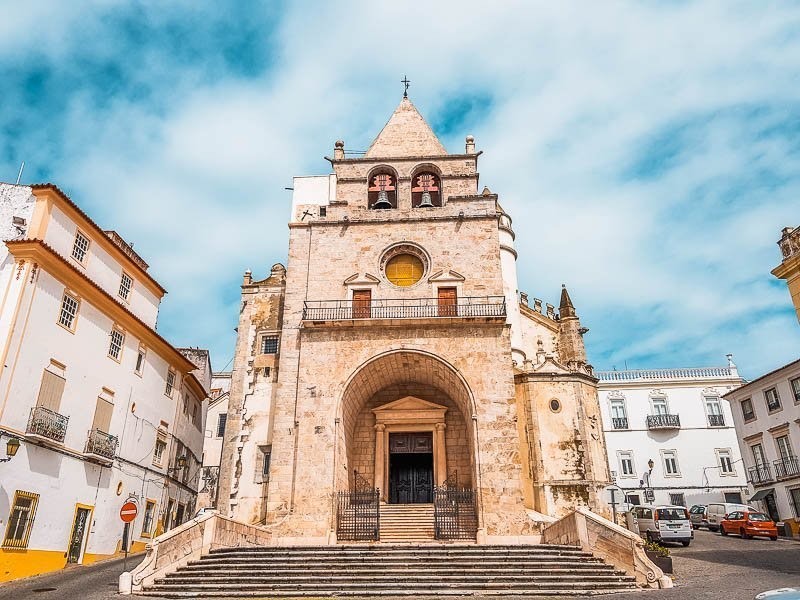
[380,503,436,542]
[139,544,639,597]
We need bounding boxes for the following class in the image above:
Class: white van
[629,504,693,546]
[706,503,756,532]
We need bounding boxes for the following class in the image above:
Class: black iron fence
[336,471,380,541]
[84,429,118,459]
[27,406,68,442]
[646,414,681,429]
[433,485,478,540]
[611,417,628,430]
[303,296,506,321]
[749,465,774,485]
[774,456,800,480]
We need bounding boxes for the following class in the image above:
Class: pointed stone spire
[364,97,447,158]
[559,284,576,319]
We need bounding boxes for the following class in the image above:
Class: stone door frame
[372,396,448,502]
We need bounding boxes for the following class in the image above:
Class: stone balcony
[83,428,118,465]
[26,406,68,446]
[646,414,681,430]
[302,296,506,327]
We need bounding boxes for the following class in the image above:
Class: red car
[720,510,778,540]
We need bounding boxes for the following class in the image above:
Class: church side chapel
[216,88,611,546]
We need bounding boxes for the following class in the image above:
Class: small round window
[385,254,424,287]
[549,398,561,413]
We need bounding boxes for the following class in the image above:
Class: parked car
[629,504,693,546]
[689,504,708,529]
[755,590,800,600]
[720,510,779,540]
[706,502,756,532]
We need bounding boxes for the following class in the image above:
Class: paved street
[0,531,797,600]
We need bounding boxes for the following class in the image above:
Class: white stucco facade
[597,359,748,512]
[0,182,208,582]
[197,372,231,509]
[725,358,800,535]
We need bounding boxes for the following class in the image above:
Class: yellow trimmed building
[0,182,209,582]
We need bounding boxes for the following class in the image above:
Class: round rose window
[385,254,424,287]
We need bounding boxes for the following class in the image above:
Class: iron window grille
[216,414,227,438]
[118,273,133,300]
[612,417,629,429]
[3,491,39,548]
[108,328,125,360]
[165,370,176,396]
[707,414,725,427]
[261,335,279,354]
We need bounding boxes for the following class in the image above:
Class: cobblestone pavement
[0,530,797,600]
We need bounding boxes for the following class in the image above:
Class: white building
[597,358,747,511]
[198,371,231,509]
[0,182,208,582]
[725,359,800,536]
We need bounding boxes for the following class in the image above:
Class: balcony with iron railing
[26,406,68,444]
[774,456,800,481]
[302,296,506,325]
[646,414,681,430]
[749,464,774,486]
[611,417,629,430]
[707,414,725,427]
[83,429,118,464]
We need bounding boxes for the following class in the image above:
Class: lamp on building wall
[169,455,188,474]
[0,436,20,463]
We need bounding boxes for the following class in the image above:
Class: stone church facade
[216,97,611,544]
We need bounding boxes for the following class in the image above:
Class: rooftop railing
[596,367,735,382]
[303,296,506,321]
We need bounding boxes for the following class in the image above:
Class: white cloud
[3,1,799,377]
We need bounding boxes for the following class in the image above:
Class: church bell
[417,191,434,208]
[373,190,393,209]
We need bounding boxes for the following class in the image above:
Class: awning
[749,488,775,502]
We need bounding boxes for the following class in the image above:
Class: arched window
[411,172,441,207]
[368,170,397,209]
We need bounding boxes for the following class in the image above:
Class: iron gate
[336,471,380,541]
[433,474,478,540]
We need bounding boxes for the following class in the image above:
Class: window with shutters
[92,397,114,434]
[3,491,39,548]
[741,398,755,422]
[108,327,125,361]
[71,231,90,264]
[36,368,66,412]
[58,292,80,331]
[216,414,227,438]
[153,428,167,467]
[765,387,781,412]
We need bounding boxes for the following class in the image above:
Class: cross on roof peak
[401,75,410,98]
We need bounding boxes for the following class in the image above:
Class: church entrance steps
[380,502,436,542]
[139,544,638,597]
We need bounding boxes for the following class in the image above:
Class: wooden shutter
[92,398,114,433]
[352,290,371,319]
[35,370,66,411]
[438,287,457,317]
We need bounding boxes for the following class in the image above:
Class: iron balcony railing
[774,456,800,480]
[646,414,681,430]
[84,429,118,460]
[707,414,725,427]
[749,465,774,486]
[303,296,507,321]
[26,406,68,443]
[611,417,629,430]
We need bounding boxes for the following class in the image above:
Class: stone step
[202,550,598,560]
[146,581,637,592]
[158,573,633,583]
[180,561,615,571]
[139,589,631,598]
[192,554,602,566]
[208,544,587,554]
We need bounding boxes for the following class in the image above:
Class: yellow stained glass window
[385,254,424,287]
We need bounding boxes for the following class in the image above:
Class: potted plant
[644,540,673,573]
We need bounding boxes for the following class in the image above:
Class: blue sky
[1,1,798,379]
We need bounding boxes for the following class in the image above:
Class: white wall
[598,372,747,510]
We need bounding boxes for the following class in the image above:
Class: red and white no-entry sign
[120,501,138,523]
